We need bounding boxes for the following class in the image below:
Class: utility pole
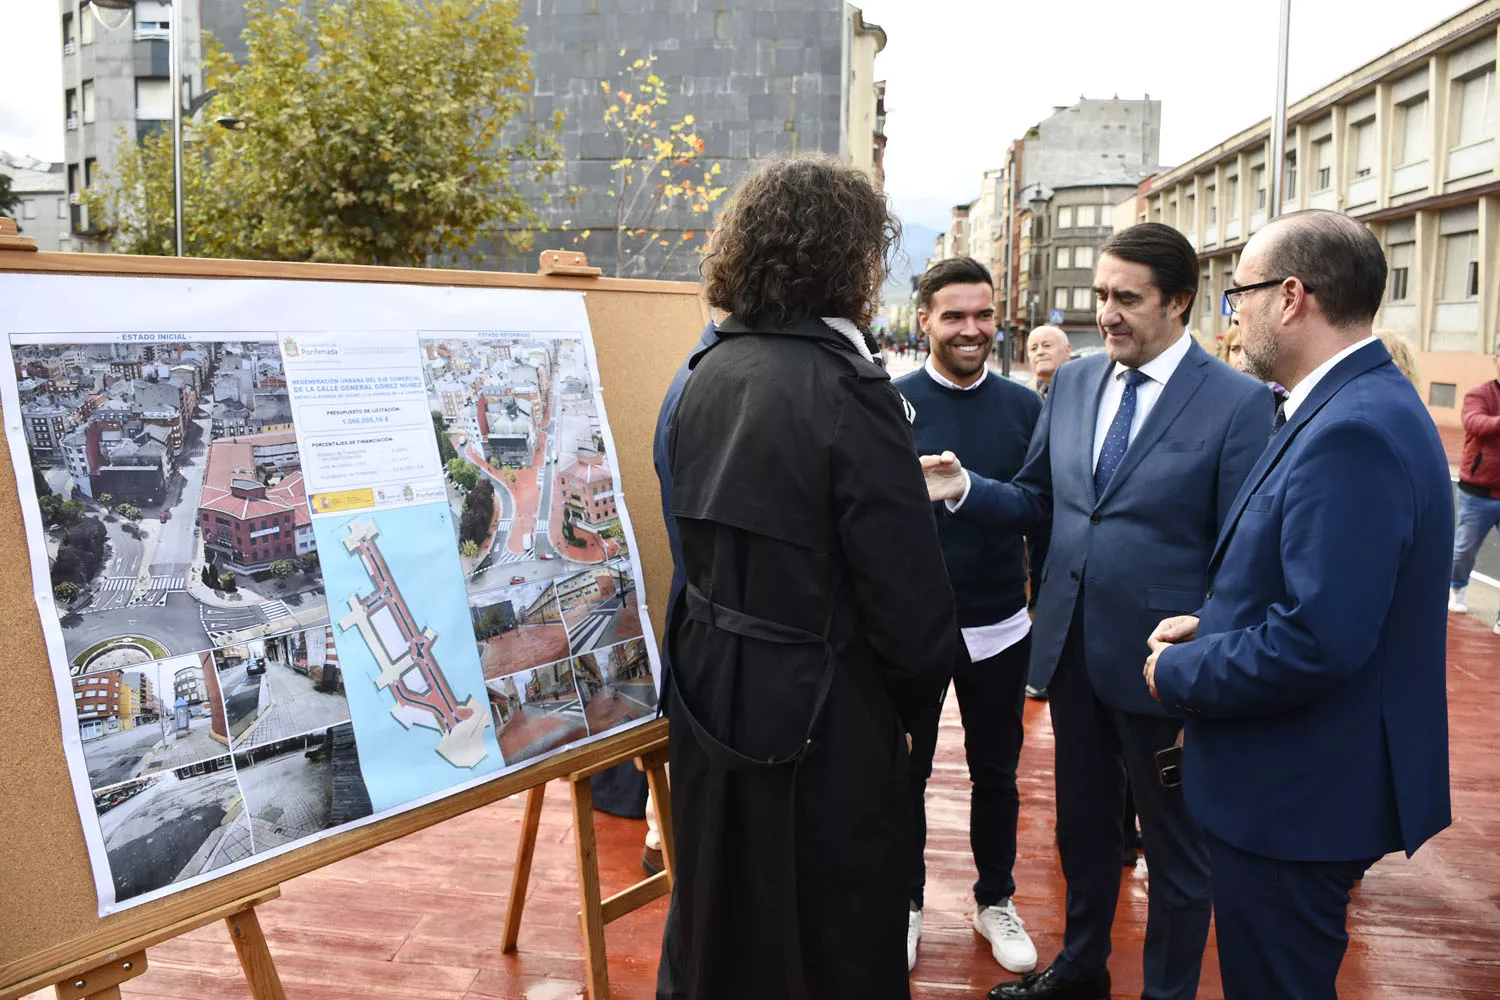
[1268,0,1292,218]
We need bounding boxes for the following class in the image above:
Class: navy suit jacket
[1154,341,1453,862]
[956,337,1273,716]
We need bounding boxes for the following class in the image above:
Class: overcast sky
[2,0,1477,231]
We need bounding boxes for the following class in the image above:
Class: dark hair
[917,256,993,311]
[1100,222,1199,324]
[702,155,898,327]
[1260,210,1387,327]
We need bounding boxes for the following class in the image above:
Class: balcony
[1390,160,1431,197]
[1309,189,1337,211]
[66,116,79,131]
[64,41,77,55]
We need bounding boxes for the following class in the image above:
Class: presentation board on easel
[0,237,703,1000]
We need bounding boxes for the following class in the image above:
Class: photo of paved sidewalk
[95,757,251,902]
[234,641,351,750]
[560,560,643,654]
[235,725,372,853]
[573,639,658,734]
[487,661,588,765]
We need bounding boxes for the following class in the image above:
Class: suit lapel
[1208,340,1394,569]
[1096,343,1209,508]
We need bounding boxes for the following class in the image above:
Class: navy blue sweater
[894,368,1042,629]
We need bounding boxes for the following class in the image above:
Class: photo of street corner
[208,628,351,750]
[560,558,643,655]
[420,336,631,607]
[472,579,570,681]
[234,723,373,854]
[93,754,251,903]
[485,658,588,765]
[15,339,331,673]
[572,638,658,734]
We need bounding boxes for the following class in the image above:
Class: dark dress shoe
[987,964,1110,1000]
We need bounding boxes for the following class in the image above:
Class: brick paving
[237,747,334,852]
[582,684,655,733]
[144,718,229,772]
[236,657,351,750]
[479,623,571,680]
[497,703,587,764]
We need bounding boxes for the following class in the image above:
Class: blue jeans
[1451,490,1500,589]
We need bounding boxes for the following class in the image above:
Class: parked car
[539,553,556,561]
[510,575,526,584]
[247,656,266,676]
[159,511,168,522]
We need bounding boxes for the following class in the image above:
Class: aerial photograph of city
[421,336,631,608]
[14,339,330,670]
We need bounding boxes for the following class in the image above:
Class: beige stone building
[1125,1,1500,427]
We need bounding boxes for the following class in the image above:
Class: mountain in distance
[883,222,941,304]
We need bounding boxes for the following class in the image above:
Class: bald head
[1027,326,1071,384]
[1246,210,1387,328]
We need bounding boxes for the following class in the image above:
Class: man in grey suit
[923,223,1273,1000]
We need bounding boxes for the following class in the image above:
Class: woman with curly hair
[657,155,959,1000]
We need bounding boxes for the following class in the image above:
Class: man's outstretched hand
[920,451,967,502]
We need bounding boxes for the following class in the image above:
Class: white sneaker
[974,898,1037,974]
[1450,587,1468,613]
[1493,617,1500,637]
[907,906,922,972]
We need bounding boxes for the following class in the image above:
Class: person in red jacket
[1449,344,1500,635]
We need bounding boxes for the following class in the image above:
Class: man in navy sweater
[894,257,1043,976]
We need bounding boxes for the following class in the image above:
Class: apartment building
[0,152,69,251]
[1126,1,1500,426]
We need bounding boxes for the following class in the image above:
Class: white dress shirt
[1091,330,1195,471]
[1280,336,1378,423]
[920,360,1031,661]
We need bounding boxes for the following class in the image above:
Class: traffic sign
[1048,309,1065,324]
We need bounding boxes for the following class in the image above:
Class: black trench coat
[657,317,959,1000]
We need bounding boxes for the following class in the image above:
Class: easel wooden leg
[502,782,547,953]
[225,906,287,1000]
[570,776,611,1000]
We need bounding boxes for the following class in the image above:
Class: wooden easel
[503,735,675,1000]
[38,890,285,1000]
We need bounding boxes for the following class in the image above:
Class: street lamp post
[1268,0,1292,219]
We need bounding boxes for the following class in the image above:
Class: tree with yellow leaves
[584,51,727,278]
[84,0,562,266]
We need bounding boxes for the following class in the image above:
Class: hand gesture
[1144,615,1198,701]
[919,451,966,502]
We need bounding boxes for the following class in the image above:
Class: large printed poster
[0,275,661,914]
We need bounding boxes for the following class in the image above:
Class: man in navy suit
[923,223,1273,1000]
[1146,211,1452,1000]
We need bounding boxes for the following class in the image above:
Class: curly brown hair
[702,154,899,328]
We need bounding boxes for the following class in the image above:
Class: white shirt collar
[1109,328,1193,386]
[821,317,877,363]
[1281,335,1378,422]
[924,356,989,391]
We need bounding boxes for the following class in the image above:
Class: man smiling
[920,225,1272,1000]
[893,257,1042,976]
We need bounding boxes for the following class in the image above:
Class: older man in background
[1026,326,1072,399]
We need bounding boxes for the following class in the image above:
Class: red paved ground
[496,704,586,763]
[479,624,571,681]
[583,686,654,733]
[89,611,1500,1000]
[464,430,549,557]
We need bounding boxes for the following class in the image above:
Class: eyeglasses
[1223,278,1316,314]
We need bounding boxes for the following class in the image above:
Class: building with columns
[1123,0,1500,427]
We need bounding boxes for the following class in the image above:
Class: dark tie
[1094,368,1150,496]
[1273,400,1287,433]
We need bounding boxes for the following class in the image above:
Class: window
[1351,121,1377,178]
[1185,194,1196,227]
[1455,69,1495,146]
[81,8,95,44]
[1077,205,1098,227]
[1071,287,1093,310]
[62,13,75,49]
[1057,207,1074,229]
[1285,152,1298,200]
[1313,140,1332,190]
[1206,186,1217,225]
[22,200,36,220]
[1397,98,1429,164]
[136,78,172,121]
[1054,287,1068,309]
[1252,166,1266,209]
[1388,242,1413,301]
[57,198,68,219]
[84,157,97,188]
[1057,247,1071,268]
[1075,246,1094,269]
[1440,231,1479,300]
[81,80,95,124]
[1429,382,1457,407]
[1200,270,1212,315]
[133,0,171,35]
[1226,175,1240,220]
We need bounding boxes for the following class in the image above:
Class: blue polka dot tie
[1094,368,1150,496]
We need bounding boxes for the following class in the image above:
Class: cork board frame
[0,248,706,998]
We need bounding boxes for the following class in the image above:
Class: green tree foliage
[473,602,517,640]
[433,413,458,464]
[446,459,481,491]
[117,503,143,522]
[459,477,495,545]
[459,539,480,559]
[301,552,321,574]
[40,495,87,528]
[0,173,18,220]
[202,562,219,588]
[51,517,109,586]
[32,461,51,498]
[269,559,294,579]
[85,0,562,265]
[219,571,238,592]
[53,582,79,604]
[96,492,115,512]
